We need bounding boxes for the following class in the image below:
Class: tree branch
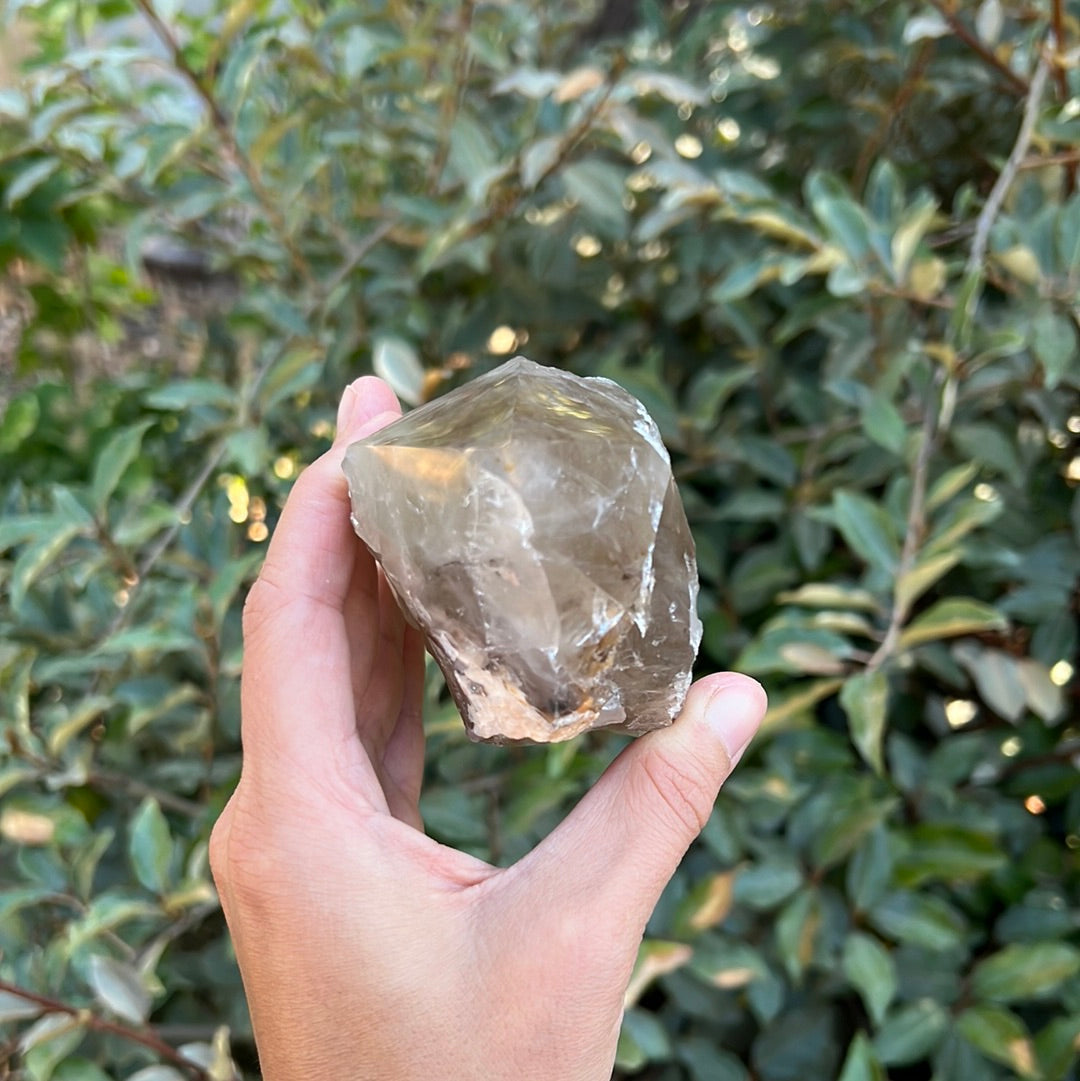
[1051,0,1069,100]
[866,374,943,672]
[0,978,212,1080]
[967,51,1050,276]
[427,0,475,194]
[927,0,1029,96]
[131,0,311,281]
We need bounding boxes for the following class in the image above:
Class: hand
[209,377,767,1081]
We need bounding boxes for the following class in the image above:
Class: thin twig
[854,40,935,192]
[131,0,311,281]
[316,218,399,311]
[0,979,212,1080]
[87,768,206,818]
[102,439,228,642]
[967,52,1050,275]
[866,374,943,672]
[1051,0,1069,101]
[927,0,1029,96]
[464,66,622,241]
[427,0,474,194]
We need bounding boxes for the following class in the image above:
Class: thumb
[523,674,766,937]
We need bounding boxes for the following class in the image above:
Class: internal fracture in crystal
[343,356,701,743]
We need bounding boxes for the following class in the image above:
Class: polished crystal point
[342,357,701,744]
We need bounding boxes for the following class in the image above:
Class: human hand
[209,377,767,1081]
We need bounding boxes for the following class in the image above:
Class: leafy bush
[2,1,1078,1078]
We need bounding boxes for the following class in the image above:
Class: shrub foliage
[1,1,1078,1078]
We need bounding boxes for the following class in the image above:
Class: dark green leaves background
[1,1,1078,1078]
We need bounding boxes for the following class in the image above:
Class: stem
[854,40,935,192]
[927,0,1029,96]
[866,375,942,672]
[427,0,475,194]
[465,65,622,240]
[967,51,1050,275]
[102,439,228,642]
[87,768,206,818]
[131,0,311,281]
[1051,0,1069,100]
[0,979,212,1080]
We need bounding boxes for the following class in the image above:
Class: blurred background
[1,1,1078,1078]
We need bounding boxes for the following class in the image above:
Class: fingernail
[336,382,361,434]
[704,678,766,763]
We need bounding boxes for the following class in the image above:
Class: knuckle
[240,573,286,643]
[636,745,715,840]
[208,790,287,911]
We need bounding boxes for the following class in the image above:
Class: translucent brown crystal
[342,357,701,744]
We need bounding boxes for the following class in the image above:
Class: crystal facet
[342,357,702,744]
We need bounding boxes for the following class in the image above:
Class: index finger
[239,377,402,802]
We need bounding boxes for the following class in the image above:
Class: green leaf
[926,462,978,511]
[679,1037,752,1081]
[128,798,173,894]
[0,390,41,454]
[895,551,960,611]
[869,890,967,950]
[807,172,872,262]
[954,644,1027,722]
[860,393,907,454]
[1035,1014,1080,1081]
[842,933,896,1025]
[971,943,1080,1003]
[832,490,900,575]
[373,336,425,407]
[778,582,882,611]
[1030,306,1077,390]
[894,824,1005,886]
[19,1015,87,1081]
[562,159,629,239]
[4,157,61,208]
[839,670,889,773]
[951,423,1025,487]
[873,999,948,1065]
[846,827,894,912]
[0,989,45,1023]
[891,197,938,281]
[775,888,819,982]
[91,420,154,512]
[86,955,151,1025]
[898,598,1007,650]
[956,1004,1039,1079]
[734,860,804,909]
[838,1032,887,1081]
[144,380,237,411]
[617,1007,672,1068]
[10,520,86,612]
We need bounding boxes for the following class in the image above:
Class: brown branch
[464,62,623,241]
[101,438,229,642]
[0,979,212,1080]
[131,0,311,281]
[927,0,1029,96]
[854,40,935,192]
[866,374,943,672]
[87,768,206,818]
[1018,148,1080,170]
[1051,0,1069,100]
[968,51,1050,275]
[427,0,475,193]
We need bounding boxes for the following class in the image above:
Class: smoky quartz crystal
[342,357,701,743]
